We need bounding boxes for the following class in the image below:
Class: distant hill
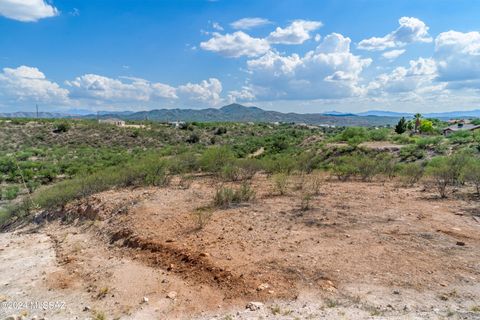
[358,109,480,119]
[89,103,400,126]
[0,111,72,118]
[357,110,413,117]
[3,104,480,126]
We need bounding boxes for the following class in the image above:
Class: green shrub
[331,153,377,181]
[300,192,312,212]
[272,173,289,195]
[462,159,480,194]
[213,183,255,208]
[426,157,456,198]
[331,157,358,181]
[354,154,378,181]
[199,146,235,174]
[376,153,397,179]
[396,162,424,186]
[5,186,19,200]
[419,119,434,133]
[415,136,443,149]
[399,145,426,162]
[261,155,296,174]
[53,122,70,133]
[369,128,390,141]
[335,127,368,144]
[191,207,213,230]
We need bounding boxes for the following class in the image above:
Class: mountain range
[2,104,480,126]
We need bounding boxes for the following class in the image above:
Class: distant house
[169,121,185,129]
[443,122,480,136]
[98,118,125,127]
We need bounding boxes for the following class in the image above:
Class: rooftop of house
[443,123,480,132]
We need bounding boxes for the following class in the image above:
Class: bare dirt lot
[1,174,480,319]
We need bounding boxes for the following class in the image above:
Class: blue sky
[1,0,480,113]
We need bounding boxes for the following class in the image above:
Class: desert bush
[294,172,307,191]
[332,153,377,181]
[331,157,358,181]
[191,207,213,230]
[296,151,321,173]
[178,174,193,189]
[449,151,474,185]
[447,131,473,144]
[369,128,390,141]
[415,136,443,149]
[5,185,19,200]
[300,192,312,212]
[354,154,378,181]
[261,155,297,174]
[335,127,368,145]
[213,183,255,208]
[53,122,70,133]
[220,163,241,181]
[461,158,480,194]
[213,127,227,135]
[4,155,174,220]
[308,172,322,195]
[186,133,200,144]
[396,162,424,186]
[425,157,456,198]
[391,134,414,145]
[399,145,426,162]
[235,158,262,180]
[376,153,397,179]
[199,146,235,174]
[272,173,289,195]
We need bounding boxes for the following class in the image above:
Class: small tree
[414,113,422,132]
[462,159,480,195]
[419,119,434,134]
[394,117,407,134]
[426,157,455,198]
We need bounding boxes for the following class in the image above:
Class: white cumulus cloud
[382,49,406,60]
[0,0,58,22]
[177,78,223,106]
[267,19,323,45]
[200,31,270,58]
[368,57,441,95]
[246,33,371,100]
[66,74,223,107]
[0,66,69,106]
[230,17,272,30]
[434,30,480,88]
[358,17,432,51]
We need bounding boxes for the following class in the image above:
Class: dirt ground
[1,173,480,320]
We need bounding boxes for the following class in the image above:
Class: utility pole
[36,104,39,119]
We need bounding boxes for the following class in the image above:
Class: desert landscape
[3,1,480,319]
[2,168,480,319]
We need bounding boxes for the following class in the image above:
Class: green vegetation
[213,183,255,208]
[1,116,480,228]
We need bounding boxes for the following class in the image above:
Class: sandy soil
[1,174,480,319]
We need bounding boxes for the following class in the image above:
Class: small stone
[142,296,149,303]
[256,283,270,291]
[456,241,465,246]
[246,301,263,311]
[166,291,177,300]
[83,306,91,312]
[393,290,400,295]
